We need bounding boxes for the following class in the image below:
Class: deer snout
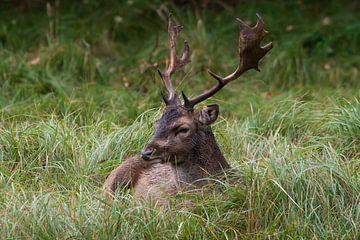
[140,148,154,161]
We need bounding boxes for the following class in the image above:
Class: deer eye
[175,126,190,136]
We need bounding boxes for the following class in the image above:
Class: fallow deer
[104,13,272,203]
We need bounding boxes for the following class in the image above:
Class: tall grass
[0,0,359,239]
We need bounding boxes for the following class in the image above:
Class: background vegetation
[0,0,359,238]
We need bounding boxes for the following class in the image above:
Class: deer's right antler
[158,14,191,105]
[183,14,273,109]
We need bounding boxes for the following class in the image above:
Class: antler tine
[158,14,191,105]
[183,14,273,109]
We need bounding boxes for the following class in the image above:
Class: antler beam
[183,13,273,109]
[158,14,191,105]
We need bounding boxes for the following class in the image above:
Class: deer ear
[198,104,219,125]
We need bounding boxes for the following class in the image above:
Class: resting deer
[104,14,272,202]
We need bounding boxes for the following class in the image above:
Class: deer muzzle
[140,149,154,161]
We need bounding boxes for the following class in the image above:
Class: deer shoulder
[103,155,153,193]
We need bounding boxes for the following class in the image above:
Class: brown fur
[103,105,230,201]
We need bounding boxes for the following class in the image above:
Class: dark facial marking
[154,106,188,138]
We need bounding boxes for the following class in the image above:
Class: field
[0,0,359,239]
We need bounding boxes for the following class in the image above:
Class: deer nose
[141,149,153,161]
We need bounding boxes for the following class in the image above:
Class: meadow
[0,0,359,239]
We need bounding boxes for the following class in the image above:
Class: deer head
[140,14,272,165]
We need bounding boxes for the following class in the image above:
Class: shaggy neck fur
[188,124,229,173]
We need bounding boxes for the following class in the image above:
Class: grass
[0,0,359,239]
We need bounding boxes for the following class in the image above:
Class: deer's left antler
[183,13,273,109]
[158,14,191,105]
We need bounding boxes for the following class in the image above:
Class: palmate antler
[182,13,273,109]
[158,14,191,105]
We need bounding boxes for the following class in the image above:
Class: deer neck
[186,126,229,172]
